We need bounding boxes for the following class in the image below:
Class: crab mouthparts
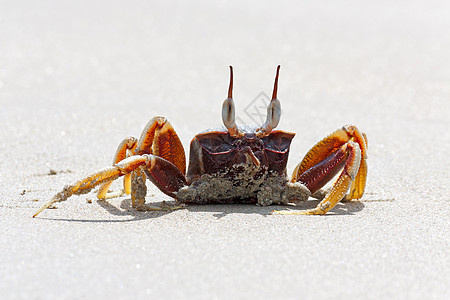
[244,147,260,168]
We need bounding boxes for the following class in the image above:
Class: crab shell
[187,126,295,181]
[173,123,306,205]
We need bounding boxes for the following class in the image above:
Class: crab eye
[258,65,282,136]
[222,98,236,129]
[221,66,241,137]
[266,98,281,129]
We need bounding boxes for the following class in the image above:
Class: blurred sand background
[1,0,449,299]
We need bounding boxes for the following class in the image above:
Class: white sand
[1,1,449,299]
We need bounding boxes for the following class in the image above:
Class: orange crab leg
[345,157,367,200]
[303,141,362,214]
[124,117,186,207]
[345,133,368,200]
[135,116,186,175]
[125,154,187,210]
[275,141,362,215]
[97,116,186,201]
[292,124,368,200]
[97,136,137,199]
[33,155,148,217]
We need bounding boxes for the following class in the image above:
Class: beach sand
[1,1,449,299]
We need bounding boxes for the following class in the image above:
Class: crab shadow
[39,196,365,223]
[186,199,365,219]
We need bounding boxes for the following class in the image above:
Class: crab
[33,66,368,218]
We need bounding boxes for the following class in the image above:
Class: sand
[1,1,449,299]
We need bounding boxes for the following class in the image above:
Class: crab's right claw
[275,125,368,215]
[142,154,187,198]
[275,140,362,215]
[135,116,186,174]
[98,116,186,201]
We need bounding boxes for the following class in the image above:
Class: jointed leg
[33,155,147,217]
[130,167,147,209]
[305,141,361,214]
[97,136,137,199]
[135,116,186,175]
[131,155,187,211]
[34,116,188,217]
[344,156,367,201]
[127,117,187,209]
[276,141,361,215]
[33,153,187,217]
[97,116,186,200]
[275,125,368,215]
[292,124,368,200]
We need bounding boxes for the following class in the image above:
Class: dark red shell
[186,128,295,183]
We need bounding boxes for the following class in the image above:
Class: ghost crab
[33,66,368,217]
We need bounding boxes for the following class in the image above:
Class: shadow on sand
[37,196,365,223]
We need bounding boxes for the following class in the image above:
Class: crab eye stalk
[259,65,282,136]
[222,98,236,130]
[222,66,240,137]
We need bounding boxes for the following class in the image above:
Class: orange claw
[291,127,349,181]
[292,125,367,183]
[288,124,368,214]
[135,117,186,175]
[275,141,362,215]
[143,154,187,198]
[301,141,362,214]
[98,117,186,201]
[135,116,165,155]
[152,121,186,175]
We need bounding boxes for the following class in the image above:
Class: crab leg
[129,154,187,210]
[97,136,137,199]
[33,156,147,217]
[129,117,186,208]
[275,141,361,215]
[302,141,361,215]
[292,124,368,200]
[99,116,186,202]
[135,116,186,174]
